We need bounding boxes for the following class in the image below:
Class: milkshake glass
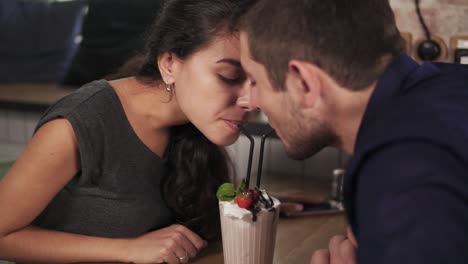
[219,195,280,264]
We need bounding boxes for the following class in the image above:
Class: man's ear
[287,60,322,109]
[157,52,176,84]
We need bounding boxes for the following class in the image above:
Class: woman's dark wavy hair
[131,0,255,241]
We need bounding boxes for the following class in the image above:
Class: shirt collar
[354,53,441,154]
[364,54,418,122]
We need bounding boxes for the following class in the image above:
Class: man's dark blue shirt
[344,54,468,263]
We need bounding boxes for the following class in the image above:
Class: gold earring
[166,83,174,92]
[161,83,174,103]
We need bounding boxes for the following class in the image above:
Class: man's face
[240,32,335,159]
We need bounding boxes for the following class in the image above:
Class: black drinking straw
[256,129,275,188]
[239,126,255,189]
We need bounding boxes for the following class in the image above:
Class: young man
[239,0,468,263]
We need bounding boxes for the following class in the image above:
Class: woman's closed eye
[218,74,245,85]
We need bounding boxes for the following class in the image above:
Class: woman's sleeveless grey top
[33,80,173,238]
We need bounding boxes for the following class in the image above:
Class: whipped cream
[220,191,280,221]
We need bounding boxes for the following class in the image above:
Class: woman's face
[172,33,250,146]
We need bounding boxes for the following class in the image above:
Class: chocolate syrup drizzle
[248,188,275,222]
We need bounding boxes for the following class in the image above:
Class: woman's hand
[310,226,357,264]
[125,224,207,264]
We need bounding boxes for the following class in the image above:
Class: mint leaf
[216,183,236,201]
[236,178,247,196]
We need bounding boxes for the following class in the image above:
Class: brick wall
[390,0,468,62]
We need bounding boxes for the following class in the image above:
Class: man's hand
[310,226,357,264]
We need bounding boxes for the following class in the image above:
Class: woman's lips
[224,120,244,132]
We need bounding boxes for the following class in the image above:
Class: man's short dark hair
[241,0,405,91]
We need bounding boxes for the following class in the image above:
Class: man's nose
[236,81,259,112]
[237,86,258,112]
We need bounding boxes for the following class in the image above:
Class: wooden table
[5,213,346,264]
[0,83,75,104]
[0,83,75,111]
[192,213,347,264]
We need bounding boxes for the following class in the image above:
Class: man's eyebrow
[216,58,241,68]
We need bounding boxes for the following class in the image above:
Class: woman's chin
[208,133,240,146]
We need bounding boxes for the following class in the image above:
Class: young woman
[0,0,255,263]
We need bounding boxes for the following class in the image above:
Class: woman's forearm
[0,226,132,263]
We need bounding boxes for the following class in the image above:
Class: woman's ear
[287,60,322,109]
[157,52,176,84]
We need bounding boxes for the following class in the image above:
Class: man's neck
[329,83,376,155]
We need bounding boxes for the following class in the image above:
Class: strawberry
[236,192,253,208]
[248,189,259,203]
